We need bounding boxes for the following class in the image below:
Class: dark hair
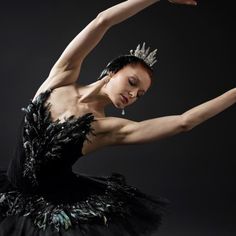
[97,55,154,80]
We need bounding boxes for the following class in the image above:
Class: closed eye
[128,79,135,86]
[128,78,145,99]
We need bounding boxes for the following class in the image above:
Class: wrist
[231,87,236,102]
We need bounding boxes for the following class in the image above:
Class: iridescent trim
[0,173,143,232]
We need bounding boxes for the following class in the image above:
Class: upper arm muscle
[113,115,185,145]
[43,16,109,88]
[91,116,138,146]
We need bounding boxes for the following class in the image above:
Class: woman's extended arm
[34,0,197,96]
[34,0,164,96]
[108,88,236,145]
[48,1,161,78]
[48,0,196,82]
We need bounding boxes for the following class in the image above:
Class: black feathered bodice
[7,88,96,193]
[0,88,169,234]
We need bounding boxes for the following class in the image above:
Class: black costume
[0,88,169,235]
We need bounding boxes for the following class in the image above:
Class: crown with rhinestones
[129,42,157,68]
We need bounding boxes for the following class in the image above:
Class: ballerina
[1,0,236,235]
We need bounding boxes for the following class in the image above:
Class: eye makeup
[128,77,145,98]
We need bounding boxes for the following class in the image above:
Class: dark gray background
[0,0,235,235]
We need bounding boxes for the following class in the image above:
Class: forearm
[50,0,160,72]
[98,0,160,27]
[182,88,236,130]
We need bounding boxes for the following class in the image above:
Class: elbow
[180,115,194,132]
[96,12,112,28]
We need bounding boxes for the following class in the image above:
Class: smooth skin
[32,0,236,156]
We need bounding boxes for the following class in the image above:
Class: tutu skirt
[0,168,170,236]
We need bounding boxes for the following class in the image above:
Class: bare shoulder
[32,68,82,102]
[32,79,78,103]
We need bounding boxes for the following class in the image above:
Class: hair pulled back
[97,55,153,80]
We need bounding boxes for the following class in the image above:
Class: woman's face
[104,63,152,109]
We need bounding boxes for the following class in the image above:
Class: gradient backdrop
[0,1,235,235]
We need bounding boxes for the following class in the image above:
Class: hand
[102,75,112,84]
[168,0,197,6]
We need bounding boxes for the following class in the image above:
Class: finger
[188,1,197,5]
[103,76,111,83]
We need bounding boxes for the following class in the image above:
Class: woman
[1,0,235,235]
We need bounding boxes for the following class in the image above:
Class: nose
[128,90,137,99]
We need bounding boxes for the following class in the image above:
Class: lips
[121,94,128,104]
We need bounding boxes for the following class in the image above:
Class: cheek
[106,80,116,92]
[107,77,123,91]
[105,78,126,108]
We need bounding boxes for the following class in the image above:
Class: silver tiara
[129,42,157,67]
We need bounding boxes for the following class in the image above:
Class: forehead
[122,64,152,89]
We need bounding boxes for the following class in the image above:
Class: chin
[113,98,125,109]
[111,93,129,109]
[114,102,123,109]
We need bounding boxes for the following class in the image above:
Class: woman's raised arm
[35,0,164,95]
[49,0,161,77]
[34,0,197,97]
[48,0,197,81]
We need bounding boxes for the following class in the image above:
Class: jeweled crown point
[129,42,157,68]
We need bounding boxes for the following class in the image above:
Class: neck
[76,81,112,114]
